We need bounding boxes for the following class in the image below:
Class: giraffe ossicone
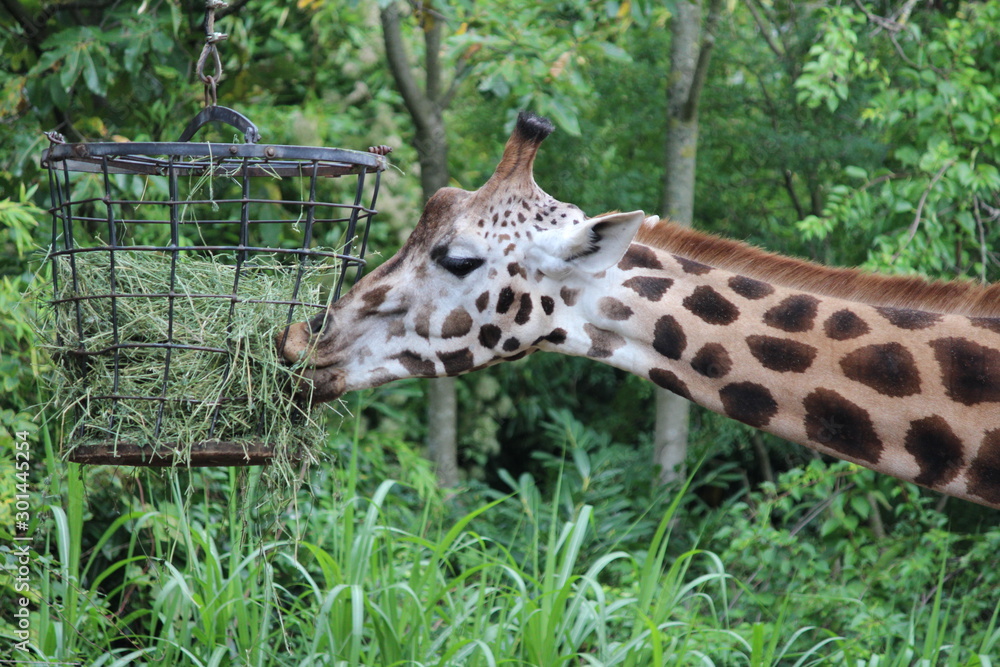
[279,111,1000,509]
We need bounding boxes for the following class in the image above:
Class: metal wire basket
[42,106,387,466]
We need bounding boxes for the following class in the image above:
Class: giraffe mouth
[291,364,347,404]
[276,321,347,404]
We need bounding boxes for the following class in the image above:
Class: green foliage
[403,0,636,135]
[0,186,47,539]
[0,185,44,423]
[704,459,1000,664]
[8,411,999,664]
[797,1,1000,282]
[795,6,886,112]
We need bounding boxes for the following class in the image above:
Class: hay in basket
[44,248,334,472]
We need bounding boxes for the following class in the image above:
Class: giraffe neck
[542,238,1000,508]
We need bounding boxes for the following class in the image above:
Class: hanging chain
[195,0,229,107]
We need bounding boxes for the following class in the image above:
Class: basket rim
[42,140,387,175]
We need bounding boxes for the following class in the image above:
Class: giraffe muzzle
[291,364,348,403]
[275,320,348,403]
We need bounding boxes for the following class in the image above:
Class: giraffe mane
[636,219,1000,318]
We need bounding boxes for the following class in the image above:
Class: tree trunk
[417,117,460,487]
[380,2,461,487]
[655,0,723,484]
[426,375,460,486]
[655,387,689,482]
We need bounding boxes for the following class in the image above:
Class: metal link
[195,0,229,107]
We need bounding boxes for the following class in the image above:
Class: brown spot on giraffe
[623,276,673,302]
[414,306,432,339]
[359,285,391,316]
[438,348,474,375]
[652,315,686,360]
[497,287,516,314]
[674,255,712,275]
[728,275,774,300]
[803,388,883,464]
[970,317,1000,335]
[394,350,435,377]
[618,244,663,271]
[649,368,692,400]
[719,382,778,428]
[690,343,732,379]
[507,262,527,278]
[584,323,625,359]
[877,306,942,330]
[387,320,405,339]
[515,294,533,325]
[533,328,568,346]
[479,324,502,348]
[541,295,555,315]
[968,430,1000,505]
[441,308,473,339]
[746,335,818,373]
[904,416,965,488]
[929,337,1000,406]
[476,291,490,313]
[682,286,740,325]
[544,328,567,345]
[824,309,870,341]
[764,294,819,333]
[599,296,634,321]
[840,342,921,397]
[560,286,580,306]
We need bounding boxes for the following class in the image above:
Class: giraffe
[279,112,1000,509]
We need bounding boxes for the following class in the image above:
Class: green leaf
[48,75,69,108]
[81,50,104,96]
[849,494,871,520]
[954,161,975,187]
[844,165,867,180]
[60,44,81,90]
[892,199,914,214]
[974,163,1000,190]
[598,41,631,62]
[539,96,581,136]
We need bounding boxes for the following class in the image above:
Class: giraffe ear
[531,210,646,277]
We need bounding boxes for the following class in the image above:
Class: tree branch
[423,4,442,104]
[745,0,783,59]
[1,0,46,50]
[892,159,955,261]
[974,196,989,283]
[682,0,724,122]
[380,2,433,132]
[216,0,251,21]
[783,170,805,220]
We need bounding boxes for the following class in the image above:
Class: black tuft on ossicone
[515,111,555,143]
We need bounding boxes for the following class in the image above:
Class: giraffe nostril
[309,311,330,335]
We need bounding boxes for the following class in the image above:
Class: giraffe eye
[437,255,485,278]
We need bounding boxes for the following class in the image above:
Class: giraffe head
[278,112,646,402]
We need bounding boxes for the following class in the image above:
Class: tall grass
[11,400,1000,666]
